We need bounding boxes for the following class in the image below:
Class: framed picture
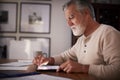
[0,36,16,58]
[19,37,50,58]
[20,3,51,34]
[0,2,18,33]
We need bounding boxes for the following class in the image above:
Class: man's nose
[67,20,73,27]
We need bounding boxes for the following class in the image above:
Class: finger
[56,69,59,72]
[56,67,61,72]
[35,57,40,65]
[66,65,72,73]
[57,62,68,72]
[40,57,45,63]
[38,55,45,64]
[57,60,71,72]
[32,57,39,65]
[63,65,69,72]
[60,61,69,69]
[63,64,71,72]
[38,56,49,66]
[34,56,43,65]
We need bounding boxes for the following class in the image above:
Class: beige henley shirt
[53,24,120,79]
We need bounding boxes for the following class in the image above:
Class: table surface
[0,59,99,80]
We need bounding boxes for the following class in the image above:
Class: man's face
[64,4,87,36]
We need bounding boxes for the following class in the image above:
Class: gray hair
[63,0,95,20]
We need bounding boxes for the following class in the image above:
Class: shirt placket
[79,36,91,64]
[79,37,87,64]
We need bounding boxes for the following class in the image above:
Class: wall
[50,0,71,56]
[0,0,71,58]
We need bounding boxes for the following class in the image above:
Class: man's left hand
[57,60,89,73]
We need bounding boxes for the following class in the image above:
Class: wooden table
[0,59,98,80]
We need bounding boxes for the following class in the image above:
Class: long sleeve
[89,26,120,79]
[53,24,120,79]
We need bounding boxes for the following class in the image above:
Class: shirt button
[85,45,87,47]
[84,50,86,53]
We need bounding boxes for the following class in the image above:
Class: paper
[0,66,28,70]
[37,65,59,70]
[18,59,32,63]
[0,74,72,80]
[0,61,32,70]
[0,62,32,67]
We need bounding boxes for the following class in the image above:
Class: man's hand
[57,60,89,73]
[32,55,55,66]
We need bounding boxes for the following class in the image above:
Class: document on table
[0,62,32,67]
[37,65,59,70]
[0,60,32,70]
[0,66,28,70]
[0,74,72,80]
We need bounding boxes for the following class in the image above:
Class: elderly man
[33,0,120,79]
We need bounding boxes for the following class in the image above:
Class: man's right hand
[32,55,55,66]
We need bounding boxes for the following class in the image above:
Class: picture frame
[0,36,16,58]
[20,3,51,34]
[19,37,50,57]
[0,2,18,33]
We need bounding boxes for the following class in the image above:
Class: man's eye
[69,15,74,19]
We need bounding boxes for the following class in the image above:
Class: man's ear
[84,8,90,15]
